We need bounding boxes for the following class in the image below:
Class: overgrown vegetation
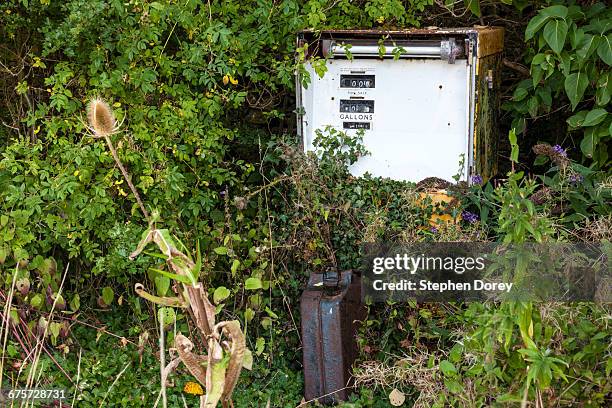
[1,0,610,407]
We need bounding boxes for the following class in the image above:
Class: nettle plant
[505,2,611,167]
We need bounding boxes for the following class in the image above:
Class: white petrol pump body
[297,28,504,184]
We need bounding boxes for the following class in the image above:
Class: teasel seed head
[87,97,116,137]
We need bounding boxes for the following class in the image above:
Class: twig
[244,174,292,201]
[159,311,167,408]
[98,361,131,407]
[25,263,70,389]
[53,315,137,346]
[71,348,82,407]
[295,386,352,407]
[0,264,19,387]
[503,58,530,77]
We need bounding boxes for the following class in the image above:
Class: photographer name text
[371,279,513,293]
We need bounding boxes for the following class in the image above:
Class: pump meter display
[339,100,374,113]
[340,75,375,88]
[296,27,504,184]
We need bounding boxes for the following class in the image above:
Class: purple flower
[569,173,584,185]
[552,145,567,157]
[471,174,483,185]
[429,227,438,234]
[461,210,479,224]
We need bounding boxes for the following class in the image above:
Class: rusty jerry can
[300,270,366,404]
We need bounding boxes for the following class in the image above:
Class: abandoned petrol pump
[296,27,504,403]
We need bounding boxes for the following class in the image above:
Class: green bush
[505,2,611,167]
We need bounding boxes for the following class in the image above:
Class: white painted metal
[300,57,473,182]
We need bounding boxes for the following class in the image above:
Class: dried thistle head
[87,97,117,137]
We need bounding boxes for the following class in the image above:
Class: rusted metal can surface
[300,270,366,404]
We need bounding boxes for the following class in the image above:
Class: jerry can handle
[323,270,339,288]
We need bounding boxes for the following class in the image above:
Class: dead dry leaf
[389,388,405,406]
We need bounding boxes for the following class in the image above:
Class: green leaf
[143,251,168,261]
[532,65,544,87]
[102,287,114,305]
[154,275,170,296]
[577,34,600,60]
[54,294,65,309]
[15,81,28,95]
[597,34,612,65]
[558,51,571,76]
[527,96,539,118]
[255,337,265,356]
[439,360,457,377]
[512,87,529,101]
[242,349,253,370]
[156,229,179,255]
[596,72,611,106]
[207,356,226,406]
[157,307,176,326]
[509,128,519,163]
[261,317,272,329]
[49,322,61,341]
[150,2,165,11]
[536,87,552,107]
[214,246,228,255]
[465,0,480,17]
[531,53,547,65]
[582,109,608,127]
[192,240,202,282]
[540,5,568,19]
[149,267,194,285]
[213,286,231,304]
[264,306,278,319]
[244,307,255,323]
[525,14,550,40]
[134,284,187,308]
[570,27,585,49]
[6,343,18,358]
[543,19,568,54]
[70,294,80,312]
[13,247,28,262]
[245,277,262,290]
[30,294,43,309]
[377,43,386,58]
[567,110,587,128]
[444,378,463,394]
[311,58,328,78]
[564,71,589,110]
[580,128,597,157]
[230,259,240,276]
